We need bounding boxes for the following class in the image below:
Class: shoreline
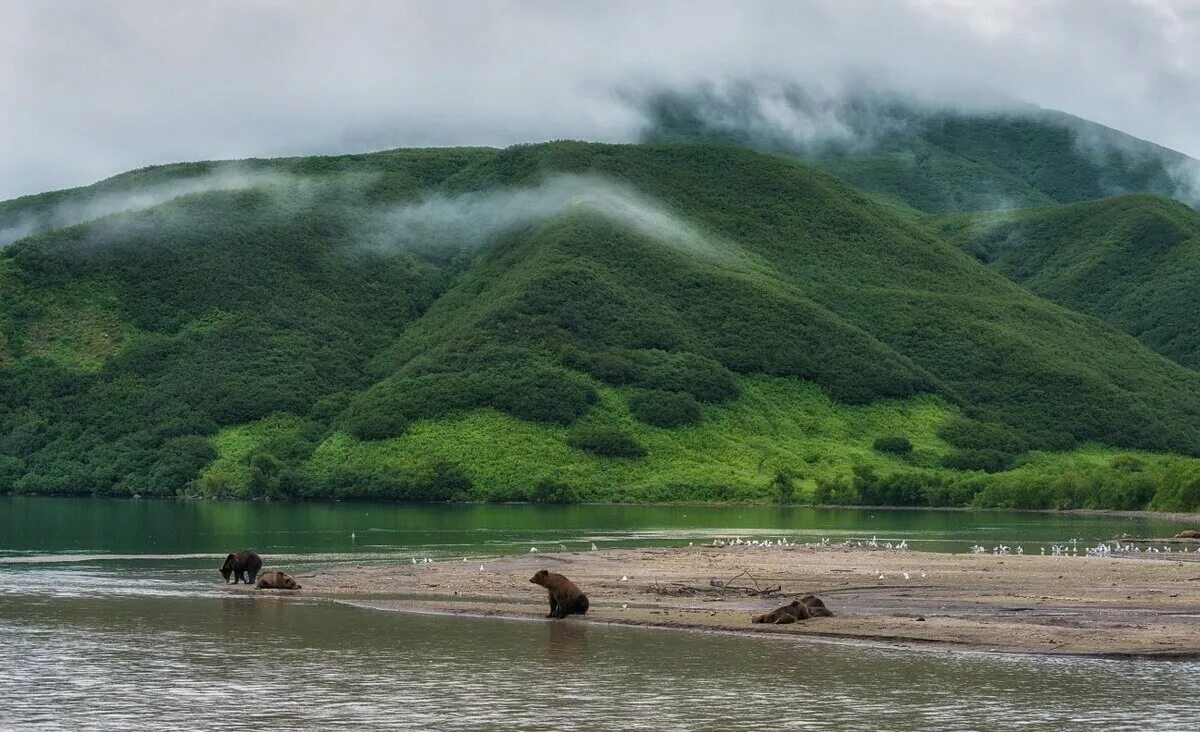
[7,493,1200,523]
[235,544,1200,659]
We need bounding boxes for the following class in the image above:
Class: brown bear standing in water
[529,569,589,619]
[800,594,834,617]
[1176,529,1200,539]
[255,571,301,590]
[219,550,262,585]
[752,600,811,624]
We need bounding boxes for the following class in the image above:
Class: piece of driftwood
[646,569,781,599]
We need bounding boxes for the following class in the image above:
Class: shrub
[530,477,581,503]
[246,452,283,498]
[564,348,737,402]
[345,410,408,441]
[938,418,1027,455]
[941,449,1012,473]
[860,471,927,506]
[628,389,701,427]
[872,436,913,455]
[813,475,859,505]
[486,364,597,424]
[415,460,473,501]
[567,427,646,458]
[1149,464,1200,512]
[770,469,798,504]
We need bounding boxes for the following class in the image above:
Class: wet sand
[236,544,1200,658]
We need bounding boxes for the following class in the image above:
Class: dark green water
[0,497,1195,729]
[0,495,1180,559]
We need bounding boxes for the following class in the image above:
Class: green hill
[937,194,1200,370]
[639,84,1199,213]
[2,141,1199,510]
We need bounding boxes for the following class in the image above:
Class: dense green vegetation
[640,86,1196,213]
[2,134,1200,511]
[937,194,1200,369]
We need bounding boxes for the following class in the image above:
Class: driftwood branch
[645,569,782,600]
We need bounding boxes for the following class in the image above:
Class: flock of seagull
[391,532,1192,572]
[708,535,911,551]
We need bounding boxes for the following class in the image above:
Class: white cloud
[2,0,1199,199]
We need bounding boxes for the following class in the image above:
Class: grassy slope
[937,194,1200,370]
[201,374,1200,510]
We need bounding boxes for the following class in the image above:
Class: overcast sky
[2,0,1199,199]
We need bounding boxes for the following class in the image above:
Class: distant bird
[688,542,694,547]
[478,565,484,572]
[620,575,629,582]
[351,532,356,540]
[903,572,910,580]
[877,572,885,580]
[530,547,538,553]
[621,604,628,610]
[411,557,417,565]
[591,543,598,551]
[920,571,927,579]
[462,557,467,562]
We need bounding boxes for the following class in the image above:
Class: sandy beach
[235,543,1200,658]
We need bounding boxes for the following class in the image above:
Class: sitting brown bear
[255,570,301,590]
[219,550,262,585]
[800,594,834,617]
[752,600,811,624]
[1176,529,1199,539]
[529,569,589,619]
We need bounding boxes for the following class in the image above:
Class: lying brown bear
[753,600,810,624]
[530,569,589,619]
[255,570,301,590]
[219,550,262,585]
[752,595,833,624]
[1176,529,1199,539]
[800,594,834,617]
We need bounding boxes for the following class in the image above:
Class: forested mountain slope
[937,194,1200,370]
[2,141,1199,509]
[639,85,1200,213]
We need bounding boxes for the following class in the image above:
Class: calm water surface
[0,497,1194,730]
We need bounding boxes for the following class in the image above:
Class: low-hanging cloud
[380,174,729,260]
[0,168,304,247]
[3,1,1200,200]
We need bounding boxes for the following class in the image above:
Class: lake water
[1,496,1195,730]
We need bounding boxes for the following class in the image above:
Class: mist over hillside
[635,81,1200,212]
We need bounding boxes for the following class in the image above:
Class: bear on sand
[219,550,262,585]
[752,600,810,624]
[529,569,589,619]
[255,571,301,590]
[752,595,834,624]
[800,594,834,617]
